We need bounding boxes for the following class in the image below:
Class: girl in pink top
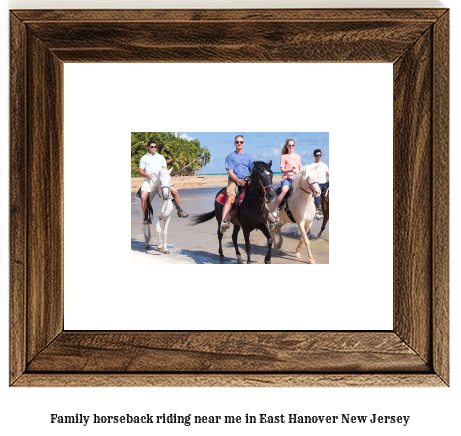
[272,139,302,223]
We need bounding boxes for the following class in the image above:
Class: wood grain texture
[13,374,446,388]
[12,9,447,22]
[393,29,433,363]
[26,34,64,361]
[10,13,28,384]
[27,21,433,63]
[27,332,429,373]
[9,9,449,387]
[432,11,449,385]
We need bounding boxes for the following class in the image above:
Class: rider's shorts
[226,179,238,197]
[281,178,293,189]
[141,177,154,193]
[141,177,175,193]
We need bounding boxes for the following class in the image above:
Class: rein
[299,178,319,195]
[156,184,171,199]
[247,174,272,197]
[259,177,273,193]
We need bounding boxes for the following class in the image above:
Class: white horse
[136,168,174,253]
[267,165,321,263]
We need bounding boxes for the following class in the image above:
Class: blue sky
[177,132,329,174]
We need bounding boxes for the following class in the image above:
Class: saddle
[275,185,293,209]
[275,186,297,223]
[137,187,172,221]
[137,187,154,221]
[215,185,247,206]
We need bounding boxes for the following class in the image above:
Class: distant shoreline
[131,174,283,192]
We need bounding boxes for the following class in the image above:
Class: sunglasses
[315,154,322,157]
[288,144,295,147]
[149,145,157,148]
[235,141,244,144]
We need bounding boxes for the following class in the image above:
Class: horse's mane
[292,165,318,190]
[249,161,269,180]
[251,160,268,170]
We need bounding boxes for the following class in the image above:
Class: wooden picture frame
[10,9,449,387]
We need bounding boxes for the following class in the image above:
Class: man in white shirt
[139,140,188,224]
[311,149,329,219]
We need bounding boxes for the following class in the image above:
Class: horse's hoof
[164,250,170,255]
[295,252,301,258]
[310,260,316,264]
[219,256,225,264]
[157,246,163,252]
[264,259,271,264]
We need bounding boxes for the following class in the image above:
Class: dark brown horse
[318,183,329,238]
[189,161,276,264]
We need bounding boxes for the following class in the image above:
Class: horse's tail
[188,210,216,226]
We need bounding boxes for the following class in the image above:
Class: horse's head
[306,167,322,198]
[298,166,321,198]
[159,168,173,200]
[252,160,275,203]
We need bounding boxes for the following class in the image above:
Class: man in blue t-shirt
[220,135,253,233]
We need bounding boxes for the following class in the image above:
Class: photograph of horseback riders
[131,132,329,264]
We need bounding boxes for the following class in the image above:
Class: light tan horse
[267,165,321,263]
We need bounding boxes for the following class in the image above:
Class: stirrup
[143,218,152,225]
[177,210,189,218]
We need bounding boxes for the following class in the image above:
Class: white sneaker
[220,221,231,233]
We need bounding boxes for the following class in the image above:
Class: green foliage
[131,132,211,177]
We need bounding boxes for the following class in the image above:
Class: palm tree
[131,132,210,177]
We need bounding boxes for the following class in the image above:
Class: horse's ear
[267,160,272,168]
[168,168,173,175]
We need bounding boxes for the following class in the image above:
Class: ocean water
[205,172,282,176]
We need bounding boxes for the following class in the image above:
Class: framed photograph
[10,9,449,387]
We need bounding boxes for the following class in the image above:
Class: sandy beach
[131,178,329,265]
[131,174,283,192]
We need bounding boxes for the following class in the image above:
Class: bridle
[258,176,273,193]
[156,180,171,199]
[247,170,273,198]
[299,177,319,195]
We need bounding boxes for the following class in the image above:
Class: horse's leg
[215,203,225,263]
[318,199,328,238]
[270,229,278,253]
[145,223,152,249]
[162,216,171,254]
[276,226,284,251]
[318,217,327,238]
[242,226,251,264]
[216,226,225,263]
[137,198,151,249]
[296,220,316,264]
[271,226,283,254]
[296,236,304,258]
[261,224,273,264]
[232,225,243,264]
[153,216,163,252]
